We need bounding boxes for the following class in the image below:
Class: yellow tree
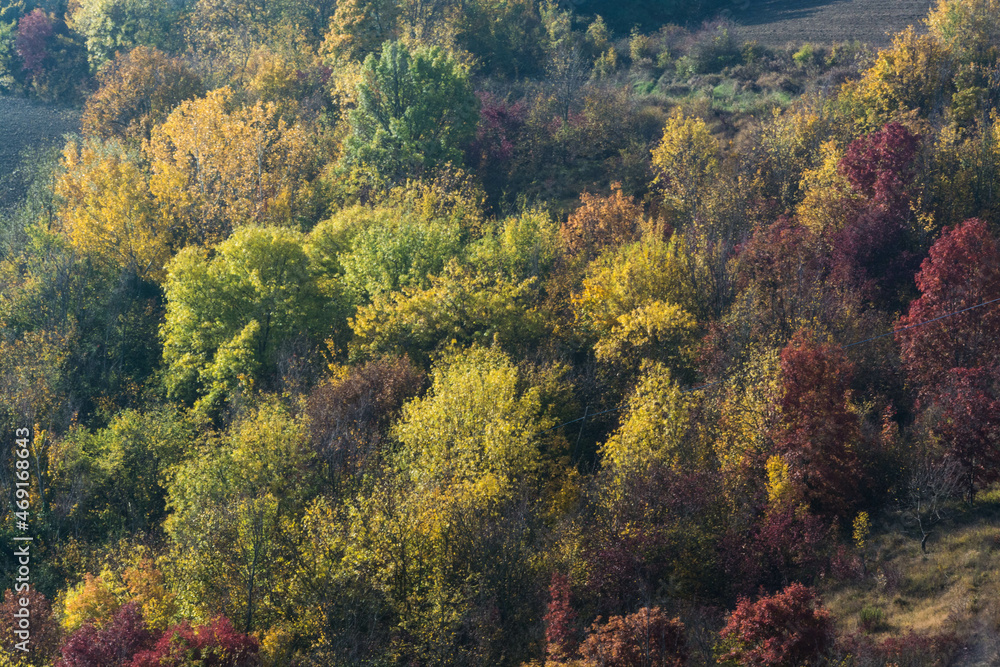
[651,109,720,224]
[56,139,172,280]
[147,87,317,246]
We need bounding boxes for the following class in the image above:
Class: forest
[1,0,1000,664]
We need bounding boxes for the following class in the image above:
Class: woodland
[1,0,1000,665]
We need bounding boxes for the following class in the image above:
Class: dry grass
[823,490,1000,665]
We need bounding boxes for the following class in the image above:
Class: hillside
[0,97,79,209]
[732,0,936,46]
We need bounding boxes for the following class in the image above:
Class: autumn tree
[160,226,331,412]
[717,583,834,667]
[342,40,479,187]
[82,46,203,143]
[771,331,862,519]
[57,602,156,667]
[544,573,578,663]
[579,607,687,667]
[55,138,171,280]
[897,218,1000,391]
[560,182,645,258]
[147,87,318,245]
[651,109,720,224]
[926,0,1000,66]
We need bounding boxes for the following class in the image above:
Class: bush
[858,606,888,634]
[579,607,687,667]
[718,583,834,667]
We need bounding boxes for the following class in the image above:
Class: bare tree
[899,455,962,554]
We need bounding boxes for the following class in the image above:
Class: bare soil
[729,0,936,47]
[0,96,79,209]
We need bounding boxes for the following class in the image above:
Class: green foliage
[350,260,548,363]
[467,208,561,281]
[165,399,315,630]
[343,40,479,186]
[160,226,333,413]
[68,0,174,70]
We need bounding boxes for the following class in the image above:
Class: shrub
[579,607,687,667]
[858,606,888,634]
[131,616,260,667]
[718,583,834,667]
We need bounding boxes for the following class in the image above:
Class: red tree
[838,122,919,207]
[897,218,1000,393]
[14,9,53,76]
[544,573,578,662]
[579,607,687,667]
[130,616,259,667]
[57,603,155,667]
[772,331,862,519]
[718,583,834,667]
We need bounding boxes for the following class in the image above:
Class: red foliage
[544,573,578,662]
[15,9,53,76]
[719,583,834,667]
[897,218,1000,393]
[586,467,720,608]
[579,607,687,667]
[926,367,1000,500]
[57,603,155,667]
[472,92,527,165]
[773,331,863,519]
[720,506,828,597]
[0,587,61,664]
[839,122,919,206]
[131,616,260,667]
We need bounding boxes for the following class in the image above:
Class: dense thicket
[1,0,1000,665]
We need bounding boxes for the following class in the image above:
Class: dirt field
[0,96,79,209]
[730,0,936,47]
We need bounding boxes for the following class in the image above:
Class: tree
[131,616,260,667]
[147,87,317,245]
[772,331,862,519]
[14,9,88,101]
[0,588,60,666]
[579,607,687,667]
[67,0,173,70]
[544,573,578,663]
[717,583,834,667]
[342,40,479,186]
[650,109,720,224]
[165,400,316,632]
[897,218,1000,393]
[926,0,1000,66]
[57,602,155,667]
[560,183,645,258]
[82,46,203,143]
[55,138,171,281]
[392,346,550,504]
[160,226,330,412]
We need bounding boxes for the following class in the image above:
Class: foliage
[57,602,155,667]
[560,182,644,258]
[160,226,331,412]
[579,607,687,667]
[650,109,720,223]
[543,573,577,663]
[717,583,834,667]
[0,588,60,666]
[68,0,173,70]
[147,87,318,245]
[131,616,260,667]
[82,46,203,143]
[772,331,862,519]
[343,40,479,186]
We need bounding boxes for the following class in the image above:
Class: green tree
[68,0,174,70]
[343,40,479,186]
[160,226,331,414]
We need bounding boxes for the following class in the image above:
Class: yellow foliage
[600,363,697,479]
[56,139,172,280]
[844,26,953,131]
[853,511,871,550]
[147,87,316,246]
[926,0,1000,65]
[60,569,124,633]
[122,558,179,631]
[766,453,794,506]
[650,109,720,222]
[796,140,856,236]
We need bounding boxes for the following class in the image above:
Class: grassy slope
[823,490,1000,666]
